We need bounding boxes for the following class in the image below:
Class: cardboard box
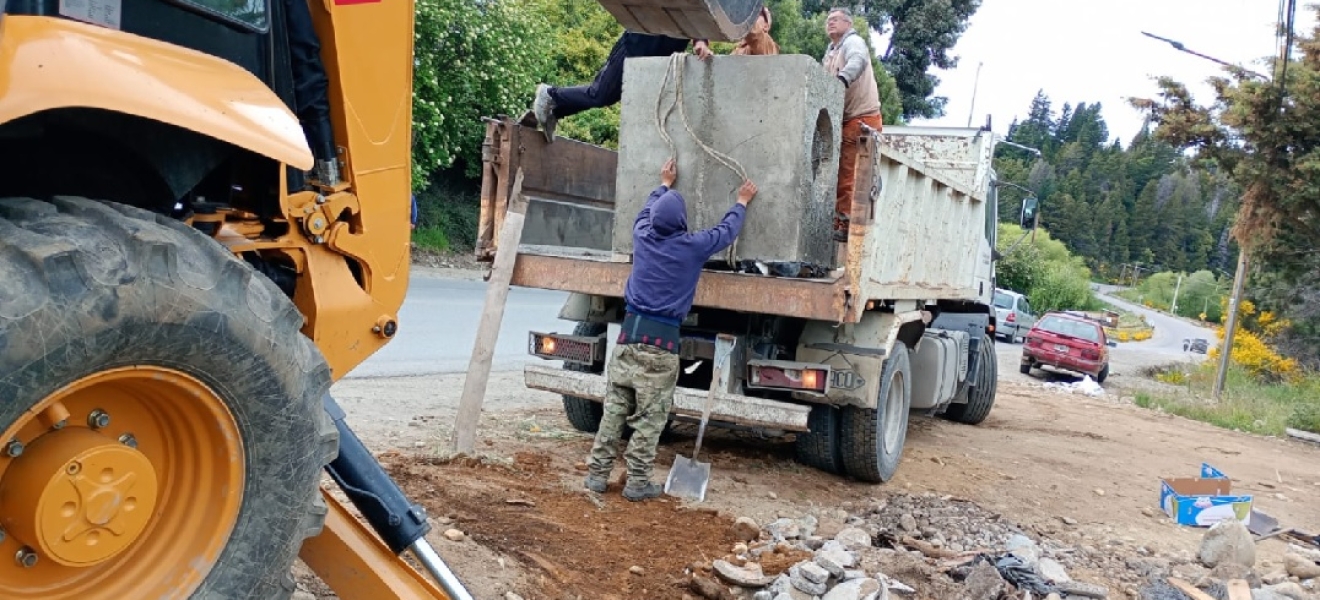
[1159,463,1254,527]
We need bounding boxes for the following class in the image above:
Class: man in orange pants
[822,7,883,241]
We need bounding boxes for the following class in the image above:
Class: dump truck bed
[477,118,997,323]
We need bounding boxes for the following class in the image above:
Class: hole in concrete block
[811,108,834,179]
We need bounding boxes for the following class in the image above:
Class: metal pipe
[409,539,475,600]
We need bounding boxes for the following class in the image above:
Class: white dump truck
[476,55,1028,482]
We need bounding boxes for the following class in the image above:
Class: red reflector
[1006,313,1016,322]
[750,366,827,392]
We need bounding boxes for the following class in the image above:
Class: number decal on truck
[830,370,865,391]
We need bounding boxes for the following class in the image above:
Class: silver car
[993,288,1036,344]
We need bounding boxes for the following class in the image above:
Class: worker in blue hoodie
[584,158,757,501]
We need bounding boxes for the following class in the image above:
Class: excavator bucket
[596,0,765,42]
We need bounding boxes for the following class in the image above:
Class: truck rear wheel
[562,322,607,433]
[840,344,911,483]
[793,404,845,475]
[944,335,998,425]
[0,197,336,600]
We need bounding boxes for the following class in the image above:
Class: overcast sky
[889,0,1313,147]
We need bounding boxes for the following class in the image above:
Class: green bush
[413,0,553,188]
[995,223,1098,312]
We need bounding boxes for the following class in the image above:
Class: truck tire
[0,197,336,600]
[945,335,998,425]
[839,344,911,483]
[562,321,607,433]
[793,404,845,475]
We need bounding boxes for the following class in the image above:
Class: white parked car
[993,288,1037,344]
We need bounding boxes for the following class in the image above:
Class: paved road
[348,273,1219,382]
[345,275,569,379]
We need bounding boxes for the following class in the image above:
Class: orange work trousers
[835,113,884,229]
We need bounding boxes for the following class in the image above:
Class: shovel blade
[664,454,710,501]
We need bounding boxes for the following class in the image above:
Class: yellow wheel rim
[0,366,244,599]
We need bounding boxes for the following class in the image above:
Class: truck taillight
[747,362,829,393]
[528,331,604,366]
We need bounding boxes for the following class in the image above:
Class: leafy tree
[1128,5,1320,366]
[412,0,554,186]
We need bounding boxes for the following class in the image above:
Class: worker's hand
[661,158,677,188]
[736,179,758,206]
[693,40,713,61]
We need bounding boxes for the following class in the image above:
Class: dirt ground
[295,357,1320,600]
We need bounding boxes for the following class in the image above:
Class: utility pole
[1213,251,1249,400]
[966,61,984,128]
[1170,273,1184,315]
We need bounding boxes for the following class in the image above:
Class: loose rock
[733,517,762,542]
[963,561,1006,600]
[798,561,829,584]
[768,519,802,541]
[1284,552,1320,579]
[629,565,645,576]
[815,548,856,577]
[899,514,918,533]
[1199,519,1257,568]
[291,592,316,600]
[504,593,526,600]
[443,528,466,542]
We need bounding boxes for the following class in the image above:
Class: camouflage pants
[587,343,680,486]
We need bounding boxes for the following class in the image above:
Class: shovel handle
[692,334,736,460]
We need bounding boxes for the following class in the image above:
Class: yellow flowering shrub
[1207,297,1300,383]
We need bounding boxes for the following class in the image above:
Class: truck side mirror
[1020,196,1039,230]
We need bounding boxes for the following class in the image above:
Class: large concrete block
[612,54,844,270]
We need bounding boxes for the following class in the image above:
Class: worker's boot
[622,481,662,502]
[583,474,607,493]
[532,84,558,143]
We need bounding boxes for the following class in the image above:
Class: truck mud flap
[524,364,810,432]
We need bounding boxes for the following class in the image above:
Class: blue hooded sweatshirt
[624,185,746,324]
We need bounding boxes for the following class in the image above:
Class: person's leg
[533,34,630,141]
[834,113,885,238]
[835,116,863,235]
[585,345,636,491]
[620,346,680,501]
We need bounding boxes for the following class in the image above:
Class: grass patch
[1132,363,1320,436]
[412,226,453,253]
[413,166,481,253]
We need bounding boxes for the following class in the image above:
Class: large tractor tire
[944,335,998,425]
[793,404,845,475]
[839,344,912,483]
[0,197,336,599]
[562,321,607,433]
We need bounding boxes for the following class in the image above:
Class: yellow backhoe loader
[0,0,762,597]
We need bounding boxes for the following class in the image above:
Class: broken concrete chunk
[798,561,830,584]
[752,592,774,600]
[822,577,884,600]
[843,569,866,581]
[1199,519,1257,569]
[835,527,873,551]
[1038,557,1072,584]
[815,547,857,577]
[713,560,774,588]
[1264,581,1310,600]
[1055,580,1109,598]
[768,518,803,541]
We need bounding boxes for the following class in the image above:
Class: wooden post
[1213,250,1249,401]
[451,168,527,454]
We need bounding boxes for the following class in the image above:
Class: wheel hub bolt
[15,547,37,568]
[5,440,22,458]
[119,433,137,449]
[88,409,111,430]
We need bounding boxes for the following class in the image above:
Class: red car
[1019,311,1116,382]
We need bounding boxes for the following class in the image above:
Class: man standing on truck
[822,7,884,241]
[583,158,758,501]
[531,13,782,143]
[531,35,713,143]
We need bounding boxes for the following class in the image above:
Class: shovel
[665,333,736,502]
